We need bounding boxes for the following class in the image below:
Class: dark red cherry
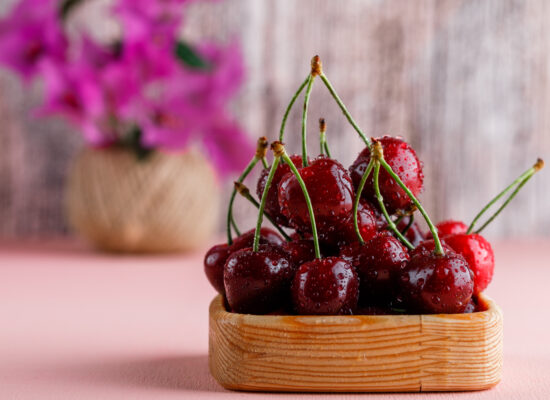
[349,233,410,305]
[224,245,293,314]
[204,243,231,294]
[291,257,359,315]
[412,238,454,257]
[394,216,426,247]
[256,155,305,227]
[349,136,424,214]
[436,220,468,237]
[443,233,495,294]
[282,239,317,267]
[278,156,354,232]
[399,251,474,314]
[231,227,284,252]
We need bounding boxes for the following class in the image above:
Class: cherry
[349,136,424,214]
[443,233,495,294]
[396,216,426,247]
[231,227,284,252]
[224,245,293,314]
[464,298,476,313]
[436,220,468,237]
[291,257,359,315]
[256,155,305,227]
[282,239,317,267]
[279,156,354,232]
[399,251,474,314]
[204,243,231,294]
[346,233,410,305]
[411,238,454,257]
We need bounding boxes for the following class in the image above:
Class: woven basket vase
[66,147,220,253]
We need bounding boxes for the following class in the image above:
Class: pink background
[1,238,549,399]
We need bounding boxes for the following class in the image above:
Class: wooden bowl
[209,294,503,392]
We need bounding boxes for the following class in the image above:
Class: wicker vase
[66,147,220,253]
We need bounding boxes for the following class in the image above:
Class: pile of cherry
[204,56,544,316]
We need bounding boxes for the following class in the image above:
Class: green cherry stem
[374,141,444,255]
[226,136,269,245]
[234,182,291,241]
[301,74,315,167]
[352,158,375,245]
[467,158,544,234]
[274,142,321,259]
[312,55,370,149]
[373,161,414,250]
[278,77,310,142]
[319,118,332,158]
[401,214,415,236]
[261,157,269,169]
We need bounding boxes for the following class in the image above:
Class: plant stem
[253,156,281,252]
[226,157,259,244]
[261,157,269,169]
[280,151,321,259]
[319,73,371,148]
[352,158,375,245]
[467,159,544,234]
[319,118,332,158]
[278,77,310,142]
[378,157,444,255]
[373,161,414,250]
[301,75,315,167]
[401,214,415,236]
[234,182,291,241]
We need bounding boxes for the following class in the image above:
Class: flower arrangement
[0,0,253,176]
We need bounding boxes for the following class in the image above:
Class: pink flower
[0,0,67,80]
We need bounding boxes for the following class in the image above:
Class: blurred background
[1,0,549,244]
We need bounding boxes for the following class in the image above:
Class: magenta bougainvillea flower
[0,0,252,177]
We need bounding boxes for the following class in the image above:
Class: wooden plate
[209,294,502,392]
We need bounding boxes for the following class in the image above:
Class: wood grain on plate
[209,294,503,392]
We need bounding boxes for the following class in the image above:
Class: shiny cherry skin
[291,257,359,315]
[436,220,468,237]
[346,233,410,305]
[282,239,317,267]
[278,156,354,233]
[204,244,231,294]
[411,238,453,257]
[443,233,494,294]
[396,216,426,247]
[399,251,474,314]
[349,136,424,214]
[224,245,293,314]
[231,227,285,251]
[256,155,305,227]
[464,298,476,313]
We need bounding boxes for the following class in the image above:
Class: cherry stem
[278,77,310,142]
[318,72,371,148]
[378,156,444,255]
[226,137,269,245]
[301,74,315,167]
[467,158,544,234]
[352,158,375,245]
[234,182,291,241]
[261,157,269,169]
[373,161,414,250]
[319,118,332,158]
[401,214,415,236]
[253,154,281,252]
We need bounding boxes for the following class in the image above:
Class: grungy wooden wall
[1,0,549,239]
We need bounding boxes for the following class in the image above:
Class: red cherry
[231,227,284,252]
[399,251,474,314]
[256,155,305,227]
[411,238,454,257]
[436,220,468,237]
[443,233,495,294]
[396,216,426,247]
[278,156,354,232]
[291,257,359,315]
[224,245,293,314]
[346,233,410,305]
[464,298,476,313]
[204,244,231,294]
[282,239,317,267]
[349,136,424,213]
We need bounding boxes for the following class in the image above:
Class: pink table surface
[1,238,549,399]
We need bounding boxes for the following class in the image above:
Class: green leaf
[174,41,210,70]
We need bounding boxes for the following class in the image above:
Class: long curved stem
[401,214,415,236]
[301,75,315,167]
[253,156,281,252]
[319,73,371,148]
[279,76,310,142]
[226,157,259,244]
[467,159,543,234]
[281,152,321,259]
[373,161,414,250]
[261,157,269,169]
[378,158,444,255]
[352,158,375,245]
